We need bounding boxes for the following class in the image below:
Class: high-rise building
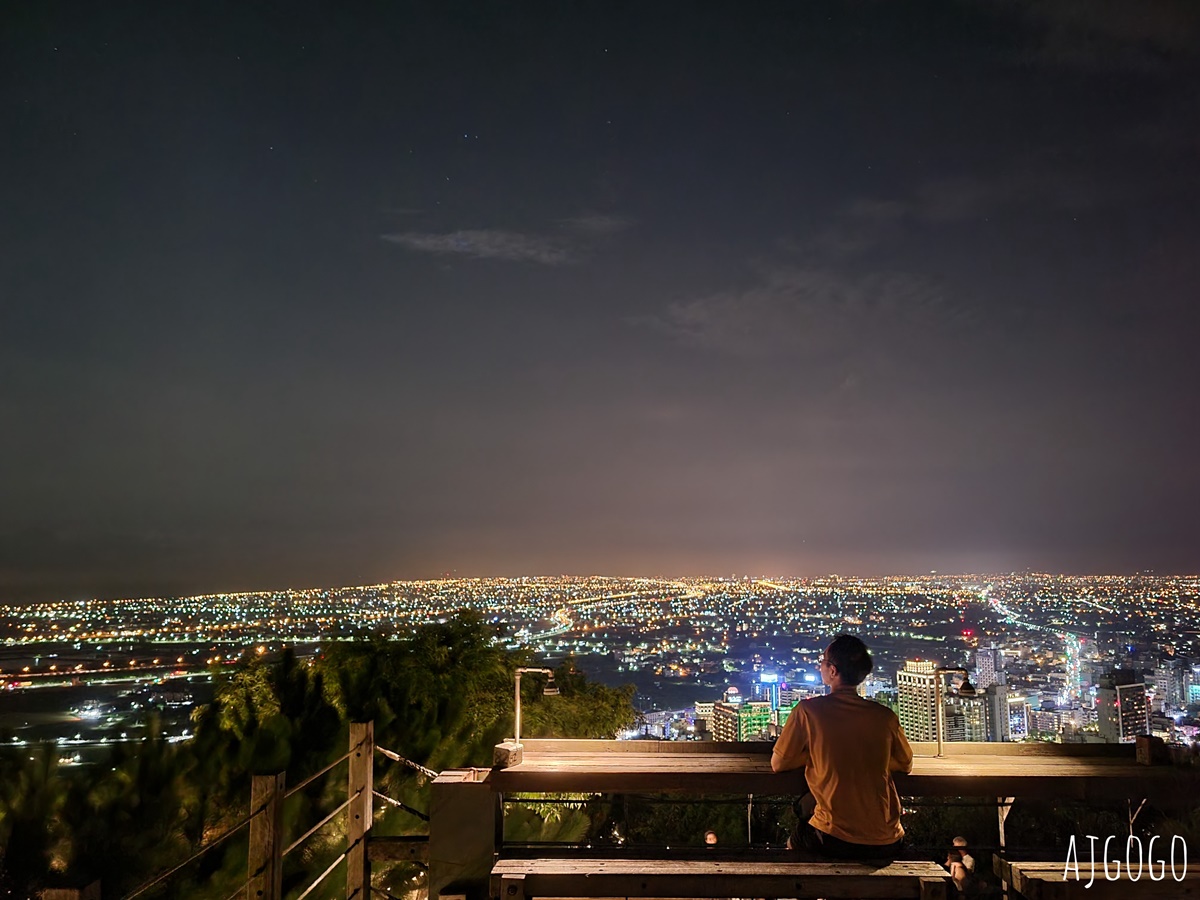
[710,702,739,742]
[755,673,782,709]
[975,647,1005,690]
[710,700,773,741]
[1153,658,1187,712]
[737,701,773,740]
[897,660,938,741]
[983,684,1011,742]
[944,693,987,741]
[1097,670,1150,744]
[1187,665,1200,704]
[1008,696,1030,740]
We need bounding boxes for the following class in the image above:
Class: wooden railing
[93,729,1200,900]
[109,722,429,900]
[431,738,1200,900]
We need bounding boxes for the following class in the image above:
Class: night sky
[4,2,1200,602]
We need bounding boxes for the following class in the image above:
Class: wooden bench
[994,856,1200,899]
[491,858,952,900]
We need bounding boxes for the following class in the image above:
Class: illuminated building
[944,693,987,741]
[897,660,938,741]
[710,702,739,742]
[1097,670,1149,744]
[982,683,1011,742]
[710,700,772,741]
[1153,658,1186,711]
[975,646,1004,690]
[755,672,781,709]
[1008,696,1030,740]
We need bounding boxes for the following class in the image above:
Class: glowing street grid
[3,574,1197,739]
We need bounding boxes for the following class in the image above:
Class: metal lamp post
[513,666,558,748]
[934,666,976,758]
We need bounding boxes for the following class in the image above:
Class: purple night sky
[3,2,1199,600]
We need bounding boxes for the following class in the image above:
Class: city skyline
[5,565,1200,607]
[5,572,1197,750]
[5,2,1200,602]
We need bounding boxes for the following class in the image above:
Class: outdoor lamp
[513,666,557,747]
[934,666,976,758]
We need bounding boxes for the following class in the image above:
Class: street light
[934,666,977,758]
[513,666,558,748]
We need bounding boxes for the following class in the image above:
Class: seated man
[952,835,976,873]
[772,634,913,860]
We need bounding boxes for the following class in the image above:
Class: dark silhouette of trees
[0,745,62,896]
[55,727,193,896]
[0,613,639,898]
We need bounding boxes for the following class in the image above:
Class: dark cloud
[381,229,574,264]
[793,152,1193,266]
[999,0,1200,71]
[636,265,956,361]
[558,213,634,236]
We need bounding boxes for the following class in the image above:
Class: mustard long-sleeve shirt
[771,685,913,845]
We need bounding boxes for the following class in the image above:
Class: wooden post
[248,772,285,900]
[346,721,374,899]
[918,875,949,900]
[428,769,500,900]
[997,796,1014,897]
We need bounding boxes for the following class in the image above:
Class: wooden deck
[492,858,952,900]
[489,739,1200,804]
[430,741,1200,900]
[993,856,1200,899]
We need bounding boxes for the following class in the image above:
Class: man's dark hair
[826,634,873,685]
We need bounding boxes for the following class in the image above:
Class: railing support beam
[429,769,499,900]
[997,796,1014,897]
[347,721,374,899]
[249,772,286,900]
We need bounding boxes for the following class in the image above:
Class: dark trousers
[797,824,904,862]
[791,792,904,864]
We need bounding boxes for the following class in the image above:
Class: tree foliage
[0,613,639,898]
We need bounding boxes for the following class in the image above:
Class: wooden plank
[502,754,1150,775]
[490,859,952,900]
[516,739,1137,760]
[517,740,778,755]
[998,861,1200,899]
[992,854,1016,884]
[491,767,1193,802]
[493,861,949,875]
[488,748,1200,804]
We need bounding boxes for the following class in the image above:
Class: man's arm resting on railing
[890,720,914,774]
[771,703,810,773]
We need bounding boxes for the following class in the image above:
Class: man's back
[773,686,913,845]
